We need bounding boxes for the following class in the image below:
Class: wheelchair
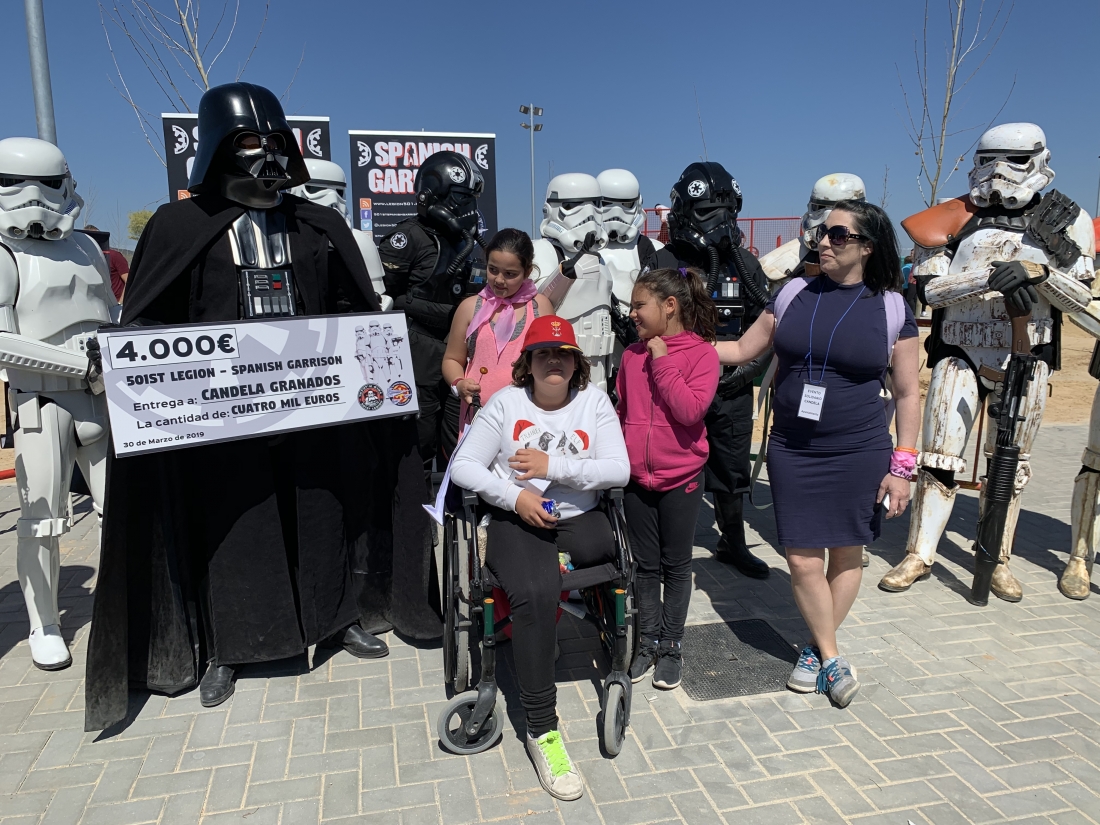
[436,486,636,757]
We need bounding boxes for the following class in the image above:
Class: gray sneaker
[526,730,583,801]
[787,644,821,693]
[817,656,860,708]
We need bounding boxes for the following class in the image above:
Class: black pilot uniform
[376,150,484,474]
[663,161,772,578]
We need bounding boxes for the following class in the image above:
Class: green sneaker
[526,730,583,801]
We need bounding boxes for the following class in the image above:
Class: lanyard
[805,283,866,385]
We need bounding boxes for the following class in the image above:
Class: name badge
[798,382,826,421]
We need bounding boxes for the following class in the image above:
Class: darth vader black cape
[85,194,441,732]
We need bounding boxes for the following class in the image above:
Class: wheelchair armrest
[462,489,480,507]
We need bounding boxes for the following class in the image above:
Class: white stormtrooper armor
[1060,218,1100,599]
[0,137,118,670]
[289,159,392,310]
[760,173,867,289]
[596,169,664,312]
[880,124,1095,602]
[533,173,615,389]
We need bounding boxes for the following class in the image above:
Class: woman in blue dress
[715,201,920,707]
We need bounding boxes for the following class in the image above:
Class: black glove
[85,337,105,396]
[716,352,771,399]
[987,260,1047,315]
[561,231,599,280]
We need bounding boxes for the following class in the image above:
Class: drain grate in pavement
[681,619,798,700]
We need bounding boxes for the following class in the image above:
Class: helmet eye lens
[40,178,63,189]
[0,177,25,187]
[265,134,285,153]
[305,185,324,194]
[1005,154,1031,165]
[235,133,263,152]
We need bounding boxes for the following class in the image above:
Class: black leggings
[625,472,704,643]
[485,506,614,738]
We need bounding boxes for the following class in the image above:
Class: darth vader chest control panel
[228,209,299,319]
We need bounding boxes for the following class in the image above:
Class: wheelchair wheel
[442,516,471,693]
[437,692,503,755]
[601,682,628,757]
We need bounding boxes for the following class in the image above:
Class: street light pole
[23,0,57,145]
[519,105,543,237]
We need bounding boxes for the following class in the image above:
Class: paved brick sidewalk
[2,425,1100,824]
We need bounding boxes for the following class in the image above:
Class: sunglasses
[814,225,869,246]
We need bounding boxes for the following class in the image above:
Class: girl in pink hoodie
[616,267,720,690]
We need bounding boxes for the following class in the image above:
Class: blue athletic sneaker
[787,644,821,693]
[817,656,859,707]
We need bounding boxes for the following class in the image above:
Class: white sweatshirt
[450,385,630,519]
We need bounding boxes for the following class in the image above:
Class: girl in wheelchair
[451,314,629,801]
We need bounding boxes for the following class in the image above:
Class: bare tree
[880,165,890,210]
[98,0,297,166]
[898,0,1015,206]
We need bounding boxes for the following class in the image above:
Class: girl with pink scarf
[442,229,552,433]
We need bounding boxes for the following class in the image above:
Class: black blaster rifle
[969,304,1037,606]
[610,299,638,348]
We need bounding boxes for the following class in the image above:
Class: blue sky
[3,0,1097,247]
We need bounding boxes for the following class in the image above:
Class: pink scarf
[464,279,539,355]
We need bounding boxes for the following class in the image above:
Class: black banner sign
[348,131,497,240]
[161,115,331,202]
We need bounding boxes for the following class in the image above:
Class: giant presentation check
[99,312,418,457]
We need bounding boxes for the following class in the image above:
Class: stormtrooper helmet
[0,137,83,241]
[416,151,483,237]
[667,162,742,258]
[290,159,349,222]
[968,123,1054,209]
[597,169,645,245]
[188,83,308,209]
[541,173,608,252]
[802,173,866,249]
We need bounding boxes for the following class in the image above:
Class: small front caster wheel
[437,692,503,755]
[601,682,628,757]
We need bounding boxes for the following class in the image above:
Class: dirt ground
[0,323,1093,475]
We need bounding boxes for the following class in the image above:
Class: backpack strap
[884,290,906,362]
[773,276,811,324]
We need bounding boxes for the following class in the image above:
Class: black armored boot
[714,492,770,579]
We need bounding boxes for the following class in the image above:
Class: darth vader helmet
[667,162,742,259]
[0,137,83,241]
[415,151,483,238]
[187,83,308,209]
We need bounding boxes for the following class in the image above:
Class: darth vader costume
[85,84,440,732]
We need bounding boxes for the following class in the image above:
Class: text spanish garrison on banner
[348,131,497,239]
[161,114,332,202]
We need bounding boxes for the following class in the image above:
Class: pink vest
[461,299,538,431]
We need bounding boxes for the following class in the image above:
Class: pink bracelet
[890,449,917,480]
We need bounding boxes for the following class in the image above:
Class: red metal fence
[643,209,801,257]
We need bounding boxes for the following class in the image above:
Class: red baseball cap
[523,315,581,352]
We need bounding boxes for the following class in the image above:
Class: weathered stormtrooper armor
[658,161,772,578]
[378,151,483,469]
[759,173,867,289]
[289,159,392,310]
[188,83,310,319]
[1060,218,1100,599]
[596,169,662,314]
[533,173,616,389]
[880,123,1095,601]
[0,137,117,670]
